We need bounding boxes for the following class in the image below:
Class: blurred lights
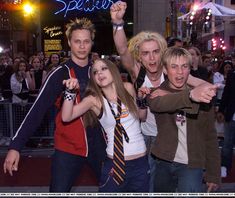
[23,3,34,16]
[0,46,3,53]
[212,36,226,51]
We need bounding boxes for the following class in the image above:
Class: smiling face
[139,40,162,74]
[50,54,60,65]
[68,29,93,64]
[32,57,41,70]
[165,55,191,90]
[92,59,113,88]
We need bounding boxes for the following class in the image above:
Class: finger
[13,158,19,172]
[207,185,213,193]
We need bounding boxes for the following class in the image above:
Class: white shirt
[141,73,165,136]
[99,97,146,157]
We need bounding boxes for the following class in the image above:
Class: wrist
[111,20,124,26]
[136,97,148,109]
[64,90,76,101]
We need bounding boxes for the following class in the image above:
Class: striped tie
[113,109,125,185]
[105,97,129,185]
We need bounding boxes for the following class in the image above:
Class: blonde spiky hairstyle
[65,18,96,41]
[128,31,167,62]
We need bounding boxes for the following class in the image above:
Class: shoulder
[124,82,135,97]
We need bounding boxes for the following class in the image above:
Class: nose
[149,53,154,60]
[176,67,183,74]
[79,42,85,48]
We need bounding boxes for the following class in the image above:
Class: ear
[163,67,167,75]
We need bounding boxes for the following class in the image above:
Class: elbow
[61,115,71,122]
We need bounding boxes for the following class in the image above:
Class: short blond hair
[128,31,167,62]
[161,47,192,68]
[65,18,95,41]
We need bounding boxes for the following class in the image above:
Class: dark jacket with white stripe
[9,59,105,157]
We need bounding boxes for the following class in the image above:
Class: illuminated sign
[44,39,62,51]
[54,0,117,17]
[43,26,63,38]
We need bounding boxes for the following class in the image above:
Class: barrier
[0,101,55,138]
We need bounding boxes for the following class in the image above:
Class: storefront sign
[54,0,117,17]
[43,26,63,38]
[44,39,62,52]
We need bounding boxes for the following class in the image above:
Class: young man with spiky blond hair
[3,18,106,192]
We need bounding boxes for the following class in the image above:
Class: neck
[102,84,117,102]
[146,69,162,82]
[71,55,88,67]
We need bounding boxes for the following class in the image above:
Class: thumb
[207,184,213,193]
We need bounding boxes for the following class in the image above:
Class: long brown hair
[83,58,137,127]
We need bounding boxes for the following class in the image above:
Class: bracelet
[64,90,76,101]
[113,25,123,31]
[112,21,124,34]
[65,87,77,94]
[136,97,148,109]
[112,21,125,27]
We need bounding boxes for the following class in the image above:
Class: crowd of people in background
[1,0,235,194]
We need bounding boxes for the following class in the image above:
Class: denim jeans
[221,120,235,170]
[50,149,86,192]
[143,135,156,192]
[99,156,150,192]
[50,125,106,192]
[154,158,203,193]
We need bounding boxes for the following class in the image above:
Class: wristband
[136,97,148,109]
[65,87,77,94]
[112,21,124,34]
[113,25,123,31]
[64,90,76,101]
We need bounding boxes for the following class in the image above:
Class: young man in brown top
[145,47,220,193]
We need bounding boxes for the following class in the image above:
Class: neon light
[54,0,117,17]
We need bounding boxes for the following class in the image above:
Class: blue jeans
[221,120,235,170]
[154,158,203,193]
[143,135,156,192]
[99,156,150,192]
[50,125,106,192]
[50,149,86,192]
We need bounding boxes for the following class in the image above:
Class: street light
[23,3,34,17]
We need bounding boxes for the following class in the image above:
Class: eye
[101,66,108,71]
[93,70,98,75]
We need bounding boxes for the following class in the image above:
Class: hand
[110,1,127,24]
[150,88,170,99]
[63,78,79,90]
[137,86,151,99]
[206,182,219,192]
[3,149,20,176]
[190,83,218,103]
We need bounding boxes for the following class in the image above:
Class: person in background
[188,46,209,81]
[213,59,233,106]
[0,53,14,99]
[62,58,149,192]
[167,37,183,48]
[10,60,34,104]
[3,17,106,192]
[28,56,47,102]
[145,47,220,193]
[217,69,235,178]
[45,53,61,74]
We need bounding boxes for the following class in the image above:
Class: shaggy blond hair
[65,18,95,41]
[128,31,167,62]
